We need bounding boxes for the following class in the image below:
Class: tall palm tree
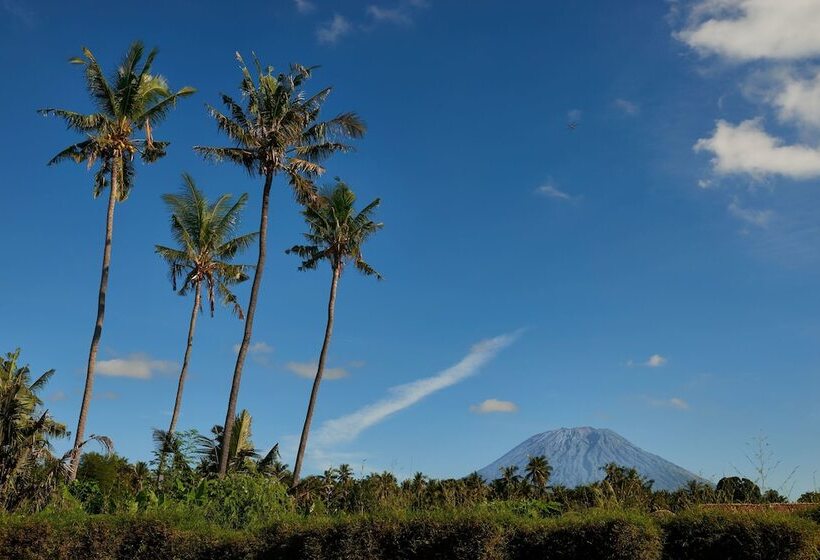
[154,174,256,478]
[287,182,382,487]
[524,455,553,497]
[39,42,194,480]
[195,54,365,476]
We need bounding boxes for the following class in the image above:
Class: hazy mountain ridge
[477,427,705,491]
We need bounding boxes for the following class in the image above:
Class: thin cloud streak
[314,331,520,446]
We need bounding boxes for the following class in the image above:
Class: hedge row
[0,510,815,560]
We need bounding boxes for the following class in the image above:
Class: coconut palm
[524,455,552,497]
[0,350,66,510]
[195,409,260,474]
[194,54,365,476]
[154,174,256,478]
[287,182,382,487]
[39,42,194,479]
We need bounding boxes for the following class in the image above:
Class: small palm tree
[154,174,256,478]
[287,181,383,487]
[195,54,364,477]
[39,42,194,479]
[524,455,553,497]
[0,350,66,510]
[196,409,259,474]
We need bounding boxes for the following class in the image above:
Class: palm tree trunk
[157,282,201,481]
[291,264,341,488]
[218,172,273,477]
[68,161,118,481]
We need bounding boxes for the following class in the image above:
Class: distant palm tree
[39,42,194,480]
[498,465,522,500]
[195,54,365,476]
[154,174,256,479]
[196,409,259,474]
[524,455,553,497]
[287,182,382,487]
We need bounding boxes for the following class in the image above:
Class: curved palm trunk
[157,282,201,481]
[68,162,118,481]
[218,172,273,477]
[292,264,341,488]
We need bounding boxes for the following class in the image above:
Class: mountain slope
[476,427,704,491]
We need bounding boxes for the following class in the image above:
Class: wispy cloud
[628,354,667,368]
[367,5,413,25]
[95,391,119,401]
[293,0,315,14]
[728,198,774,228]
[314,332,520,446]
[535,181,573,201]
[614,98,640,115]
[1,0,35,27]
[470,398,518,414]
[285,361,350,380]
[47,390,67,402]
[567,108,582,122]
[233,341,274,367]
[648,396,690,410]
[97,354,177,380]
[317,14,353,44]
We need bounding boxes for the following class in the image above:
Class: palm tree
[195,54,365,477]
[524,455,552,497]
[0,350,66,510]
[287,182,382,487]
[154,174,256,478]
[195,409,259,474]
[39,42,194,480]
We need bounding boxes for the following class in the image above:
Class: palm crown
[39,41,195,199]
[155,174,257,318]
[194,54,365,203]
[288,181,383,276]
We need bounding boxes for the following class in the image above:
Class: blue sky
[3,0,820,495]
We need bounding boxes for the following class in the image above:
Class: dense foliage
[1,509,818,560]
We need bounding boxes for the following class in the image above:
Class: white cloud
[47,390,67,402]
[1,0,35,26]
[646,354,667,367]
[233,341,273,355]
[317,14,353,44]
[95,391,119,401]
[677,0,820,61]
[614,98,640,115]
[728,198,773,228]
[285,361,349,380]
[367,5,413,24]
[470,398,518,414]
[649,396,690,410]
[97,354,177,380]
[294,0,315,14]
[314,332,520,445]
[695,119,820,179]
[629,354,667,368]
[773,70,820,129]
[535,182,572,201]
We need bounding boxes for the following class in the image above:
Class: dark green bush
[507,511,662,560]
[2,509,819,560]
[661,511,818,560]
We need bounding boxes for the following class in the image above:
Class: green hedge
[660,511,818,560]
[0,510,816,560]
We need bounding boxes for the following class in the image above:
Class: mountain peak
[477,427,704,491]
